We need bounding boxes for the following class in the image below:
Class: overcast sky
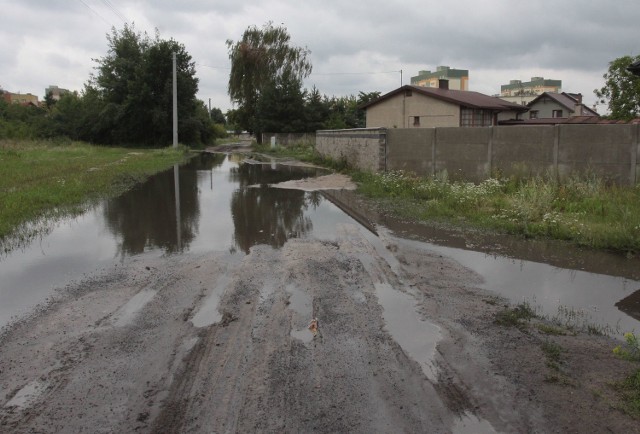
[1,0,638,113]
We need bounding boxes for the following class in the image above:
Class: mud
[1,220,638,433]
[1,158,640,433]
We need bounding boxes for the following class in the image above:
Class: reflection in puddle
[0,154,347,329]
[396,237,640,336]
[351,225,441,381]
[375,282,440,381]
[191,274,232,328]
[285,283,314,343]
[2,151,640,341]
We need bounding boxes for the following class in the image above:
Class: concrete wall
[317,124,640,185]
[261,132,316,147]
[366,92,459,129]
[316,128,386,172]
[557,124,637,185]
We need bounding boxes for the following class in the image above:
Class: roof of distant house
[360,85,528,112]
[527,92,599,116]
[500,116,640,125]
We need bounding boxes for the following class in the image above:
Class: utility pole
[172,52,178,148]
[208,98,212,119]
[400,69,403,87]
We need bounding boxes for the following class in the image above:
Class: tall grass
[0,139,187,251]
[352,170,640,253]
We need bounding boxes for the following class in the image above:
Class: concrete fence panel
[315,124,640,185]
[261,133,316,147]
[386,128,434,174]
[557,124,635,184]
[435,127,492,182]
[316,128,386,172]
[492,126,556,179]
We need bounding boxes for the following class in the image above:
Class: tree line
[0,23,379,148]
[1,22,636,147]
[1,25,224,147]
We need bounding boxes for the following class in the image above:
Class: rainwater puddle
[396,237,640,335]
[2,151,640,342]
[0,153,353,329]
[353,225,441,381]
[375,282,440,381]
[4,379,48,409]
[191,274,232,328]
[285,283,314,343]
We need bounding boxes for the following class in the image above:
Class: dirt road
[1,180,638,432]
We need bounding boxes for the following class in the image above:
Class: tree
[210,107,226,125]
[256,71,307,133]
[304,86,329,131]
[226,22,312,141]
[594,54,640,120]
[91,24,206,146]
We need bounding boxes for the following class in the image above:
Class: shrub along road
[0,175,638,432]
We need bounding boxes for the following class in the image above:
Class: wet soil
[1,164,639,433]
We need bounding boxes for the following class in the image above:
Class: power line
[99,0,128,23]
[77,0,113,27]
[197,63,231,70]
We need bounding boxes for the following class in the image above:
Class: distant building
[499,92,601,125]
[411,66,469,91]
[3,92,39,105]
[499,77,562,105]
[45,85,70,101]
[360,81,527,129]
[526,92,598,120]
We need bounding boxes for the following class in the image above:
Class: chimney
[575,93,583,103]
[438,79,449,90]
[572,103,584,116]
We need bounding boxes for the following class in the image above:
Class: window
[552,109,563,118]
[413,116,420,127]
[529,110,539,119]
[460,108,493,127]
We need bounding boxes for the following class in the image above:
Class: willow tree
[226,22,312,141]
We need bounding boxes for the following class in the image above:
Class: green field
[0,139,187,251]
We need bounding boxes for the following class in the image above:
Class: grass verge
[0,139,188,252]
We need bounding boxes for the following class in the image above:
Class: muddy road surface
[1,170,639,432]
[2,225,638,433]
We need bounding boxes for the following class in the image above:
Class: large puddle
[1,152,639,340]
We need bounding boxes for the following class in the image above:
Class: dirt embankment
[1,195,639,432]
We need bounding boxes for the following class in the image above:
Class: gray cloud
[1,0,638,110]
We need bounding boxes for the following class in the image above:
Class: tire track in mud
[151,229,464,433]
[1,223,548,433]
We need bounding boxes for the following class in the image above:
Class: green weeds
[355,170,640,254]
[494,301,538,329]
[614,369,640,418]
[613,333,640,362]
[0,140,187,249]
